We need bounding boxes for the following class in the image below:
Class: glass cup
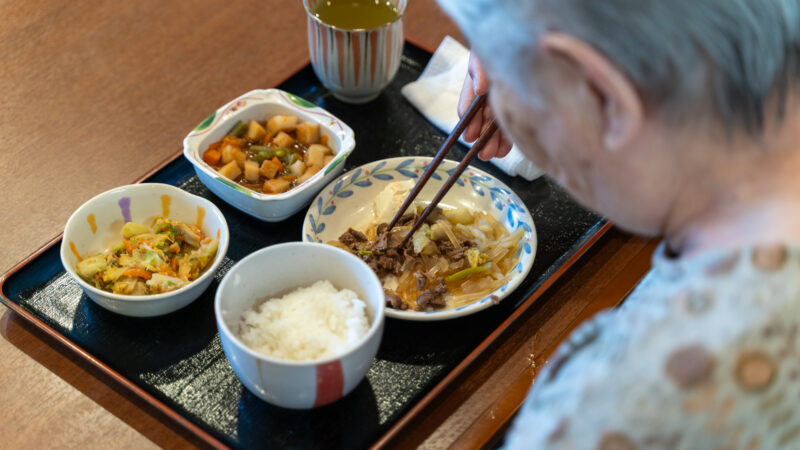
[303,0,407,104]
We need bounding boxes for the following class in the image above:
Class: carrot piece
[203,149,221,165]
[123,268,152,280]
[222,136,244,148]
[207,141,222,151]
[171,257,178,271]
[271,156,285,172]
[320,135,328,146]
[123,239,134,254]
[159,263,177,277]
[280,175,297,182]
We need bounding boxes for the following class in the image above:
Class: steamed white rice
[238,280,370,361]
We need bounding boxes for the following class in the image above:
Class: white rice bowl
[238,280,370,361]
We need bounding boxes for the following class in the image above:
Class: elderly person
[436,0,800,448]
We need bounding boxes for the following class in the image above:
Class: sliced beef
[374,232,390,251]
[384,290,407,310]
[376,223,389,235]
[437,239,468,262]
[438,240,454,253]
[362,254,379,272]
[414,278,449,310]
[433,278,448,295]
[398,213,417,227]
[338,228,367,248]
[414,272,428,291]
[415,290,436,310]
[391,257,404,274]
[339,232,357,247]
[447,248,465,261]
[377,255,396,271]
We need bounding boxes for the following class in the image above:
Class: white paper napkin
[401,36,543,181]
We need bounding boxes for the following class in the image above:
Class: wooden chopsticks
[386,94,489,230]
[386,93,499,247]
[400,120,497,247]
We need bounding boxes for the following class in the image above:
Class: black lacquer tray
[1,42,608,449]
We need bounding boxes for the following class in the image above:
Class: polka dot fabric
[503,244,800,449]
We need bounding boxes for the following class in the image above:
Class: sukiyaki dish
[330,182,525,311]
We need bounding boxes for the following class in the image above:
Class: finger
[462,107,484,142]
[466,100,499,143]
[457,70,476,118]
[478,131,502,161]
[467,54,490,96]
[494,132,514,158]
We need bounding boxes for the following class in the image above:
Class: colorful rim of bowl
[182,88,356,200]
[61,183,230,303]
[301,157,537,321]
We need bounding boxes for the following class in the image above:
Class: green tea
[314,0,400,30]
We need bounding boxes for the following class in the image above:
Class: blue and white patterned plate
[302,157,537,321]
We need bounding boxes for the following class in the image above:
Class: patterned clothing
[503,243,800,449]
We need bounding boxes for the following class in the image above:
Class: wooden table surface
[0,1,657,448]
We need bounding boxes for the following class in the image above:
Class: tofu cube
[271,131,295,148]
[217,161,242,180]
[297,165,321,185]
[259,160,281,179]
[288,159,306,176]
[295,122,320,146]
[266,115,299,135]
[246,120,267,141]
[244,160,260,182]
[263,178,292,194]
[220,143,238,164]
[306,144,332,167]
[233,148,247,167]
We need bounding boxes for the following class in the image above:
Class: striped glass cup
[303,0,407,104]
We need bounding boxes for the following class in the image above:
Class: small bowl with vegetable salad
[60,183,230,317]
[183,89,356,222]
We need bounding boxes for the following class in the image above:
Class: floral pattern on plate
[302,156,537,321]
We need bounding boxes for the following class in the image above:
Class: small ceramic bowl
[302,156,537,321]
[183,89,356,222]
[215,242,384,409]
[60,183,230,317]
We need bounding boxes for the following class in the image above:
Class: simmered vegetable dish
[76,218,219,295]
[203,115,335,195]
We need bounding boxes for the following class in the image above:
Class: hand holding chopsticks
[386,94,488,230]
[385,93,499,247]
[399,120,498,247]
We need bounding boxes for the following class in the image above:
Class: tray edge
[371,220,613,449]
[0,39,607,449]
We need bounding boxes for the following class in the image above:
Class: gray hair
[438,0,800,135]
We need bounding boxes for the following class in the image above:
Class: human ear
[539,33,643,151]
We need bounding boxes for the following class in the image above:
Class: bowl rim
[302,156,538,321]
[214,241,385,367]
[182,88,356,203]
[60,183,230,303]
[301,0,408,33]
